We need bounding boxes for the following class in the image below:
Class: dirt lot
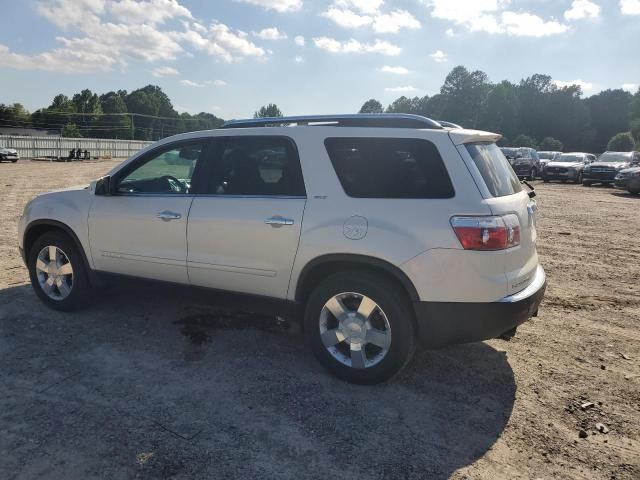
[1,160,638,479]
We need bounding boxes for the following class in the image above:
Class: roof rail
[220,114,443,130]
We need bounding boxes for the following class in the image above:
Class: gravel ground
[0,160,638,479]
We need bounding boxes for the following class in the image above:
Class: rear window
[324,137,454,199]
[466,142,522,197]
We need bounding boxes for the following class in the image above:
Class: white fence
[0,135,153,159]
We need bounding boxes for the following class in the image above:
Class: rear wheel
[304,272,416,384]
[11,159,18,163]
[27,231,91,311]
[583,181,592,187]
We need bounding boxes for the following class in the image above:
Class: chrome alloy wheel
[319,292,391,369]
[35,245,74,300]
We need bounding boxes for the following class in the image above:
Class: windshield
[598,153,631,163]
[557,154,584,163]
[539,152,558,160]
[468,143,522,197]
[500,148,518,157]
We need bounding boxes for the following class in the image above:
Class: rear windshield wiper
[522,180,536,199]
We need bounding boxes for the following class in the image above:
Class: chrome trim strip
[499,265,546,304]
[187,261,277,277]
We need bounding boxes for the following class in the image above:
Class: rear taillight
[451,215,521,251]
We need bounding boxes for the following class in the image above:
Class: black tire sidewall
[27,231,90,311]
[304,272,415,384]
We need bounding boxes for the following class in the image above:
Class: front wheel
[583,181,593,187]
[304,272,416,384]
[27,231,91,311]
[575,173,583,184]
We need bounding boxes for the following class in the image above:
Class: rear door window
[466,142,522,197]
[324,137,454,199]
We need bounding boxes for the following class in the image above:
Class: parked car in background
[614,165,640,194]
[500,147,540,180]
[0,147,19,162]
[542,152,596,184]
[583,151,640,186]
[18,113,545,384]
[538,151,562,171]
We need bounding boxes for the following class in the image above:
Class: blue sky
[0,0,638,119]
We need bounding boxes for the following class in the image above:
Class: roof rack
[220,114,444,130]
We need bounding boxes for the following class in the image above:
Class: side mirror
[95,175,112,196]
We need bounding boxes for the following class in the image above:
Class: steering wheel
[161,175,186,193]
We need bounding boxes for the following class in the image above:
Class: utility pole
[130,113,135,140]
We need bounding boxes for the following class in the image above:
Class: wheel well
[23,221,92,276]
[295,256,419,305]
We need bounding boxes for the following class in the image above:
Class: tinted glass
[117,143,203,194]
[538,152,557,160]
[599,152,632,162]
[324,137,454,199]
[208,136,305,196]
[558,154,584,162]
[466,142,523,197]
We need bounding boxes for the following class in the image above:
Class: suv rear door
[456,139,539,296]
[186,135,306,298]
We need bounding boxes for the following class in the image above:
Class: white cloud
[620,0,640,14]
[0,43,115,73]
[252,27,288,40]
[209,79,228,86]
[501,12,568,37]
[294,55,304,63]
[2,1,268,73]
[322,2,420,34]
[335,0,384,15]
[109,0,192,25]
[177,22,266,62]
[372,10,421,33]
[445,28,454,36]
[234,0,302,12]
[322,7,373,28]
[380,65,409,74]
[622,83,639,92]
[425,0,569,37]
[294,35,305,46]
[151,65,179,77]
[430,50,448,62]
[180,79,205,87]
[313,37,401,55]
[385,86,418,93]
[564,0,601,20]
[553,79,594,92]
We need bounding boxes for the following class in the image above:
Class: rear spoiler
[448,129,502,146]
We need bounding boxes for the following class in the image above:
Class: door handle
[157,210,182,221]
[265,216,294,227]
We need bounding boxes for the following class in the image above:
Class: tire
[304,272,416,384]
[583,181,592,187]
[11,159,18,163]
[27,231,92,311]
[529,168,537,181]
[561,179,567,184]
[575,173,583,184]
[543,178,550,183]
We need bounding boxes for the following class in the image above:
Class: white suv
[18,114,546,384]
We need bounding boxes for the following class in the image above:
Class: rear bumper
[414,265,546,348]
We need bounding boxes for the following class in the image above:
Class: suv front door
[187,136,306,298]
[88,140,208,283]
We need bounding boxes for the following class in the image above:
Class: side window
[208,136,305,196]
[324,137,454,199]
[117,142,204,194]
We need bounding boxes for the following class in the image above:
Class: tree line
[1,66,639,152]
[359,66,640,153]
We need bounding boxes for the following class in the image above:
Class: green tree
[61,123,82,137]
[0,103,31,128]
[385,96,427,115]
[480,81,520,140]
[439,66,490,128]
[359,99,384,113]
[585,89,632,152]
[607,132,635,151]
[254,104,283,118]
[539,137,563,151]
[513,134,538,149]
